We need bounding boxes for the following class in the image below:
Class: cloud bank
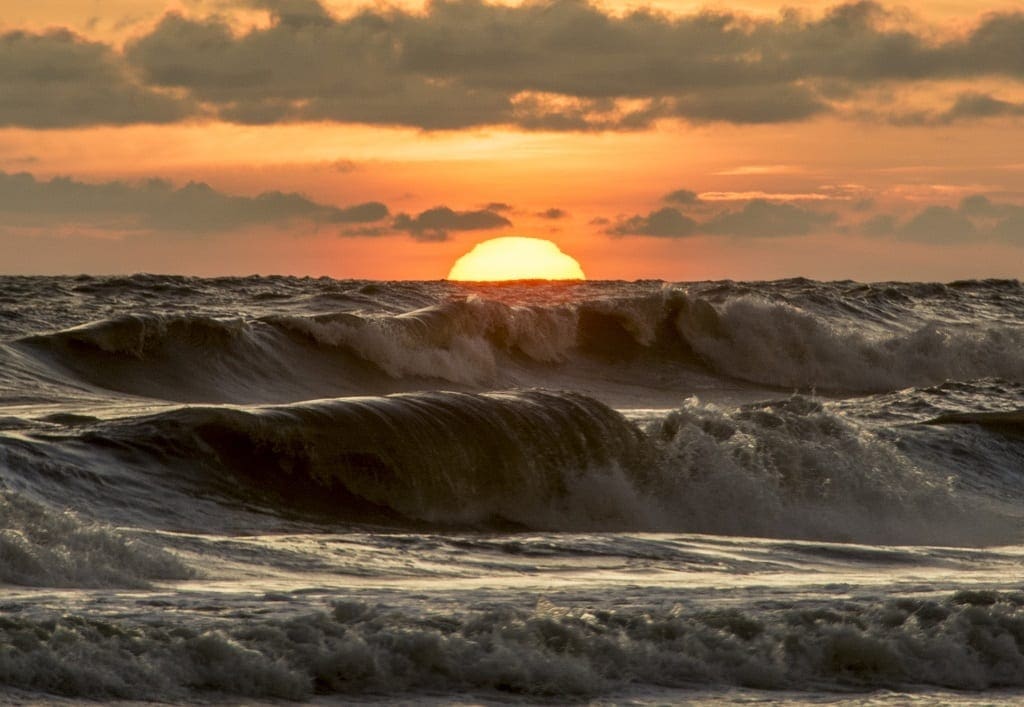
[5,1,1024,130]
[611,199,834,239]
[611,188,1024,245]
[0,171,520,242]
[863,196,1024,245]
[0,171,387,235]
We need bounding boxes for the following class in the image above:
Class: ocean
[2,274,1024,704]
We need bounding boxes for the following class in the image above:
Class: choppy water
[2,275,1024,703]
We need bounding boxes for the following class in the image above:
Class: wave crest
[14,282,1024,403]
[676,294,1024,392]
[37,390,1015,544]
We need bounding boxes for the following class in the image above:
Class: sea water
[1,275,1024,703]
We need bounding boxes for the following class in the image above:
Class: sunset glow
[447,237,586,281]
[0,0,1022,280]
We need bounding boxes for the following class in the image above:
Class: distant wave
[15,313,398,403]
[675,293,1024,392]
[7,389,1014,545]
[14,283,1024,404]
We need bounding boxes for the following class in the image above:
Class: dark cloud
[121,1,1024,130]
[895,92,1024,125]
[673,84,829,124]
[7,1,1024,130]
[0,171,387,235]
[611,198,834,239]
[857,195,1024,244]
[124,8,515,130]
[959,194,1005,219]
[942,93,1024,122]
[663,189,700,205]
[898,205,975,243]
[392,206,512,242]
[537,208,568,219]
[957,195,1024,244]
[859,213,897,236]
[704,200,836,237]
[0,29,191,127]
[990,212,1024,243]
[609,207,698,237]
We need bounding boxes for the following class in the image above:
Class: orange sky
[2,0,1024,280]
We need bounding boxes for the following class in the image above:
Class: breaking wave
[13,279,1024,404]
[675,294,1024,392]
[10,390,1016,545]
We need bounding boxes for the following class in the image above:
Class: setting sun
[447,237,586,281]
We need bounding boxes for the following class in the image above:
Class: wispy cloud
[714,165,804,176]
[697,191,836,202]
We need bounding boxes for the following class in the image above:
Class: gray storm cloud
[4,0,1024,130]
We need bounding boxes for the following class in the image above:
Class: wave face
[73,390,652,530]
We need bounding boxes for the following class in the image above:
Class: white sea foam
[676,294,1024,391]
[0,493,192,588]
[2,590,1024,700]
